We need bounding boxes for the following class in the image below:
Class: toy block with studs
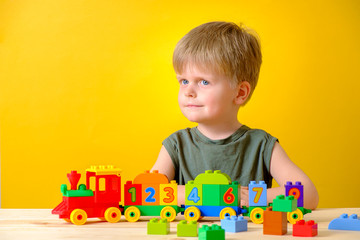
[147,218,170,235]
[199,224,225,240]
[263,207,287,235]
[193,170,231,185]
[285,181,304,207]
[328,214,360,231]
[177,220,198,237]
[272,195,297,212]
[220,181,239,206]
[249,180,267,207]
[221,215,248,232]
[293,220,318,237]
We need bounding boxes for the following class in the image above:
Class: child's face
[176,65,240,125]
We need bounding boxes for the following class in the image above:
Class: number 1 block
[124,181,142,205]
[249,181,267,207]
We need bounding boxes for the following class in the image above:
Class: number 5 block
[249,181,267,207]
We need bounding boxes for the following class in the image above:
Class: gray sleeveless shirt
[162,125,277,187]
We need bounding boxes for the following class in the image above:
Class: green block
[177,220,198,237]
[203,184,221,205]
[124,205,182,217]
[61,184,94,197]
[199,224,225,240]
[219,181,239,206]
[194,170,231,185]
[185,181,203,205]
[273,195,297,212]
[147,218,169,235]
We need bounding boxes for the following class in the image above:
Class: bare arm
[151,145,186,205]
[269,142,319,210]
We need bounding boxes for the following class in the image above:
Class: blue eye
[181,79,189,85]
[201,80,209,85]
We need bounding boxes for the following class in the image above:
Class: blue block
[328,214,360,231]
[221,216,248,232]
[249,181,267,207]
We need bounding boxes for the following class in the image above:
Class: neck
[197,121,243,140]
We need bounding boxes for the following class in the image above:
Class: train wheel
[125,206,141,222]
[250,207,264,224]
[184,206,201,221]
[70,209,87,225]
[160,206,177,222]
[219,207,237,219]
[104,207,122,223]
[287,208,303,224]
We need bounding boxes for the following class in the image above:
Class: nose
[184,83,196,98]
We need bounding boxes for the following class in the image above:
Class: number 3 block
[249,181,267,207]
[160,180,178,205]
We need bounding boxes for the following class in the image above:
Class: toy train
[52,165,310,225]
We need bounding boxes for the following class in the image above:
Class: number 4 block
[185,181,203,206]
[249,181,267,207]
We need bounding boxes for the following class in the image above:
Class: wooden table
[0,208,359,239]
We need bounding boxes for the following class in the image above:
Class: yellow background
[1,0,359,208]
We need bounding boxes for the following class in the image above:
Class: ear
[234,81,251,105]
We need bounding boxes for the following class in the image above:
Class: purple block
[285,181,304,207]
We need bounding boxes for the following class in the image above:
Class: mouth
[186,104,203,108]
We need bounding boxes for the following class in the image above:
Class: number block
[124,181,142,205]
[185,180,203,206]
[142,184,160,205]
[220,181,239,206]
[160,180,178,205]
[249,180,267,207]
[285,181,304,207]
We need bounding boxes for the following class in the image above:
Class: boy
[151,21,319,209]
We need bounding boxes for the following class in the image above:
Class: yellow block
[160,180,178,205]
[86,165,122,176]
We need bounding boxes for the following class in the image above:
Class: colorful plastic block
[285,181,304,207]
[328,214,360,231]
[221,215,248,232]
[272,195,297,212]
[263,207,287,235]
[194,170,231,184]
[220,181,239,206]
[249,180,267,207]
[133,170,169,184]
[159,180,178,205]
[177,220,198,237]
[203,184,221,205]
[293,220,318,237]
[142,184,160,205]
[199,224,225,240]
[185,180,203,205]
[147,218,170,235]
[124,181,142,205]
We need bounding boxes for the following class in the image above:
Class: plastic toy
[123,170,183,222]
[263,207,287,235]
[52,166,122,225]
[293,220,318,237]
[249,180,267,207]
[184,170,245,221]
[147,218,169,235]
[272,195,297,212]
[285,181,304,207]
[221,215,247,232]
[328,214,360,231]
[199,224,225,240]
[177,220,198,237]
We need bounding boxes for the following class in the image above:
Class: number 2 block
[160,180,178,205]
[185,181,203,206]
[249,181,267,207]
[142,184,160,205]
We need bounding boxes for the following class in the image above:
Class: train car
[184,170,246,221]
[123,170,183,222]
[52,165,123,225]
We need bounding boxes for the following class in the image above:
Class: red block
[263,207,287,235]
[293,220,318,237]
[124,181,142,206]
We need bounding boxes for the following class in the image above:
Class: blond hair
[173,21,262,103]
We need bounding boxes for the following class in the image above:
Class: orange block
[142,184,160,205]
[263,207,287,235]
[133,170,169,184]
